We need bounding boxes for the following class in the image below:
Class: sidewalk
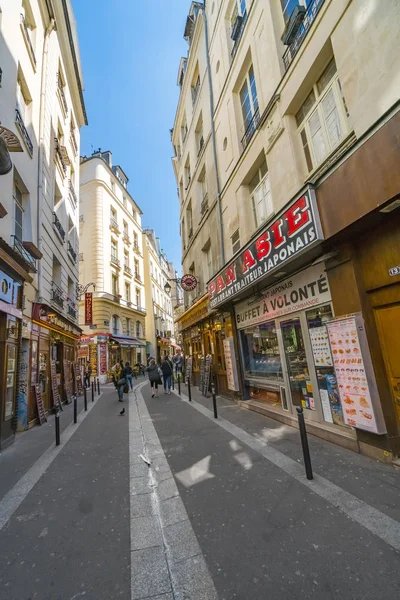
[142,381,400,600]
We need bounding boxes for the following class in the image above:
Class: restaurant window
[241,321,283,381]
[249,160,273,228]
[296,59,351,172]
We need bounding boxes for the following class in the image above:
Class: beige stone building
[172,0,400,460]
[79,151,146,382]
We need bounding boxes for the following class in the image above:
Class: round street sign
[181,274,198,291]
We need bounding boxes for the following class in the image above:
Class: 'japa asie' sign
[208,189,323,308]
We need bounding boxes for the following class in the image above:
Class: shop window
[249,160,273,229]
[231,229,240,255]
[241,322,283,381]
[296,59,351,172]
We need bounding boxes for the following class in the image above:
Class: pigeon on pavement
[119,407,125,416]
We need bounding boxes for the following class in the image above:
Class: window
[16,67,32,124]
[14,182,24,241]
[186,202,193,239]
[123,220,128,235]
[110,206,117,223]
[181,116,188,144]
[231,0,247,46]
[112,274,118,296]
[125,282,131,302]
[134,259,140,279]
[21,1,37,65]
[184,158,191,190]
[195,114,204,156]
[280,0,310,24]
[123,196,127,208]
[231,229,240,254]
[112,315,119,335]
[111,181,115,194]
[241,321,283,381]
[202,241,213,281]
[296,59,351,172]
[133,231,139,250]
[179,179,184,202]
[124,250,129,267]
[240,65,259,148]
[191,68,200,105]
[136,321,141,337]
[181,218,186,249]
[249,160,273,228]
[136,288,141,307]
[126,318,131,336]
[111,239,117,260]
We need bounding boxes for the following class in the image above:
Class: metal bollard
[296,406,313,480]
[172,372,175,390]
[73,395,77,424]
[177,372,181,396]
[211,381,218,419]
[91,381,95,402]
[97,377,100,395]
[187,376,191,402]
[55,410,60,446]
[84,386,88,411]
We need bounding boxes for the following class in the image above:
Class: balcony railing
[69,179,78,206]
[20,13,36,66]
[241,107,260,151]
[231,12,247,58]
[133,241,141,254]
[11,235,36,271]
[67,241,77,263]
[53,212,65,241]
[15,108,33,156]
[113,295,121,304]
[110,217,120,233]
[111,255,120,268]
[200,193,209,216]
[57,72,68,116]
[123,232,131,245]
[55,138,67,174]
[282,0,325,71]
[134,271,141,282]
[51,281,64,309]
[70,128,78,154]
[67,304,77,319]
[124,264,132,275]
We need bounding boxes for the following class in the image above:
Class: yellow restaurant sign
[176,295,209,332]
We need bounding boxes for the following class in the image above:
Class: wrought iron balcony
[123,232,131,245]
[67,304,77,319]
[200,193,209,215]
[55,138,67,174]
[57,72,68,116]
[110,217,120,233]
[15,108,33,156]
[241,107,260,151]
[231,12,247,58]
[111,255,120,268]
[11,235,36,272]
[67,241,77,263]
[113,295,121,304]
[133,241,141,254]
[20,13,36,66]
[124,264,132,275]
[51,281,64,309]
[134,271,141,282]
[53,212,65,241]
[283,0,325,71]
[69,179,78,206]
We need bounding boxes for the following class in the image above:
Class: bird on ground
[119,408,125,416]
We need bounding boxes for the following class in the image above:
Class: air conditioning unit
[231,15,243,42]
[282,4,306,45]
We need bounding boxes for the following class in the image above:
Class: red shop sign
[85,293,93,325]
[208,188,323,308]
[99,343,107,375]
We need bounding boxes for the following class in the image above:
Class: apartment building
[0,0,86,448]
[143,230,177,362]
[172,0,400,461]
[79,151,146,383]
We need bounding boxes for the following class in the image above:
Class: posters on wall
[186,357,192,382]
[326,316,386,434]
[223,337,239,391]
[309,326,333,367]
[50,360,62,411]
[34,384,47,425]
[99,343,107,375]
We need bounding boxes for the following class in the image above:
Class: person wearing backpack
[145,359,162,397]
[125,362,133,390]
[161,355,173,394]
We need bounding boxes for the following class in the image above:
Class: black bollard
[187,376,192,402]
[84,386,88,411]
[296,407,313,480]
[211,380,218,419]
[97,377,100,395]
[73,394,77,424]
[177,372,181,396]
[172,372,175,391]
[55,410,60,446]
[91,381,95,402]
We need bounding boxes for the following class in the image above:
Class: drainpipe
[37,17,56,301]
[199,2,225,267]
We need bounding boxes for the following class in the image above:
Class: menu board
[326,316,386,434]
[99,343,107,375]
[63,360,73,404]
[74,363,83,395]
[202,355,212,397]
[50,360,62,411]
[34,384,47,425]
[186,357,192,382]
[199,358,205,392]
[309,326,333,367]
[223,337,239,391]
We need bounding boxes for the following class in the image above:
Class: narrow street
[1,379,399,600]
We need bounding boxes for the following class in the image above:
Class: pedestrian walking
[116,360,127,402]
[125,362,133,390]
[112,362,121,390]
[146,359,162,397]
[84,362,92,388]
[161,355,173,394]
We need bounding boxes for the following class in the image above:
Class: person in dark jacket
[84,362,92,388]
[161,356,173,394]
[125,362,133,390]
[145,360,162,397]
[116,362,126,402]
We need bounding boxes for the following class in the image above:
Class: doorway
[375,303,400,426]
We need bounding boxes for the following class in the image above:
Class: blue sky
[72,0,188,271]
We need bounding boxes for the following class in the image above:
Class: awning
[157,337,171,344]
[111,335,145,348]
[171,343,181,350]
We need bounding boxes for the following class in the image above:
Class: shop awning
[171,342,181,350]
[111,335,145,348]
[157,337,171,344]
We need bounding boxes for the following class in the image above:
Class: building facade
[172,0,400,461]
[0,0,86,448]
[78,151,146,382]
[143,230,177,362]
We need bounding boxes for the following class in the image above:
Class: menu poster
[34,384,47,425]
[99,343,107,375]
[199,359,205,392]
[50,360,63,411]
[63,360,73,404]
[309,326,333,367]
[319,389,334,424]
[202,355,212,398]
[186,357,192,382]
[74,363,83,395]
[223,337,239,391]
[326,315,386,434]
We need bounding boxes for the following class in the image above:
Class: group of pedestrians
[112,360,134,402]
[146,351,184,398]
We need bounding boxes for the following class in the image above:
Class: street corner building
[0,0,87,448]
[171,0,400,462]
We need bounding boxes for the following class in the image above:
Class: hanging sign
[209,188,323,308]
[181,274,198,291]
[34,384,47,425]
[85,292,93,325]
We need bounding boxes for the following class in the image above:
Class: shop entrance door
[39,351,50,412]
[279,316,319,421]
[375,303,400,426]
